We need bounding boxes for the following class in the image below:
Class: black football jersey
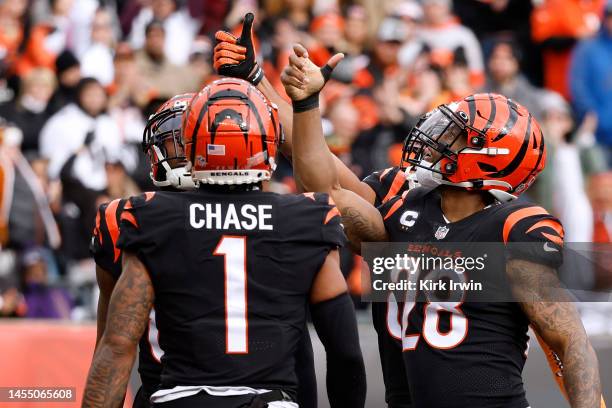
[378,187,564,408]
[363,166,411,207]
[116,189,345,396]
[90,197,163,399]
[364,167,414,407]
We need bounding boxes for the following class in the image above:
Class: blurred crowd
[0,0,611,325]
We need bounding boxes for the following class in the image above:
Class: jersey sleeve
[362,166,409,207]
[89,199,125,280]
[503,205,564,269]
[116,192,159,260]
[282,192,346,249]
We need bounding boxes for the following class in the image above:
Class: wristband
[248,65,264,86]
[292,92,320,113]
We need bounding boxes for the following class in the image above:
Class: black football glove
[213,12,263,85]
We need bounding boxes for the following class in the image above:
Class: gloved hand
[213,12,263,85]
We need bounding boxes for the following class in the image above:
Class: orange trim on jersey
[144,191,156,201]
[302,192,316,201]
[382,170,406,204]
[526,219,564,238]
[384,198,404,221]
[121,211,138,228]
[327,195,336,206]
[104,199,121,262]
[94,210,102,245]
[541,232,564,246]
[502,206,548,243]
[124,200,133,210]
[324,207,341,225]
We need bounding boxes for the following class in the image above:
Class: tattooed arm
[507,259,601,408]
[83,252,154,408]
[332,187,388,253]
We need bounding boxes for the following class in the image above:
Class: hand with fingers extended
[214,12,263,85]
[281,43,344,112]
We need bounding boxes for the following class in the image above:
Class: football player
[281,45,603,408]
[90,93,196,408]
[213,16,413,407]
[83,78,367,408]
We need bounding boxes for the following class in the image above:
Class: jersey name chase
[189,203,273,230]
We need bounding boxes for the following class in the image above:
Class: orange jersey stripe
[94,210,102,245]
[502,206,548,243]
[302,192,316,201]
[120,211,138,228]
[382,171,406,204]
[526,219,564,238]
[144,191,156,201]
[104,199,121,262]
[324,207,341,225]
[384,198,404,221]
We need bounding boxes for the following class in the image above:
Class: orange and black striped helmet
[402,93,545,197]
[182,78,282,185]
[143,93,195,189]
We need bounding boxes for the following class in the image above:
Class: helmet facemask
[143,101,196,190]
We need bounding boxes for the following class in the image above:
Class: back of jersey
[117,189,344,394]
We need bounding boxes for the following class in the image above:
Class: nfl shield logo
[434,225,450,240]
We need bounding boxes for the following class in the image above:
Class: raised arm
[309,249,366,407]
[281,44,387,250]
[213,15,376,203]
[83,252,154,408]
[507,259,602,408]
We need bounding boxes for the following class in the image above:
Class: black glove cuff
[292,92,320,113]
[248,65,264,86]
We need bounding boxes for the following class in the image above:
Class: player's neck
[439,187,489,223]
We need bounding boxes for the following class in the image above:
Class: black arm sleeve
[311,293,366,408]
[295,327,317,408]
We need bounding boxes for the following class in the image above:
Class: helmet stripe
[482,94,497,133]
[492,98,519,142]
[488,113,532,178]
[466,95,477,125]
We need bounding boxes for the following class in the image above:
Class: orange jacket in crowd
[531,0,604,99]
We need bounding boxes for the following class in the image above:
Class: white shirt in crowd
[39,104,122,191]
[129,7,199,66]
[80,43,115,86]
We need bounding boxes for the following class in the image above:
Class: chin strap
[150,146,197,190]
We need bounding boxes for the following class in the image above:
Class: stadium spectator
[569,2,612,165]
[430,46,474,106]
[532,0,603,99]
[0,0,29,74]
[396,2,426,70]
[453,0,538,83]
[360,16,407,88]
[46,49,81,115]
[484,39,547,120]
[0,68,55,155]
[0,122,60,252]
[128,0,199,65]
[15,0,74,76]
[186,36,213,88]
[39,77,121,184]
[80,8,116,86]
[344,5,370,57]
[134,20,199,102]
[21,246,73,319]
[418,0,485,87]
[532,92,602,242]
